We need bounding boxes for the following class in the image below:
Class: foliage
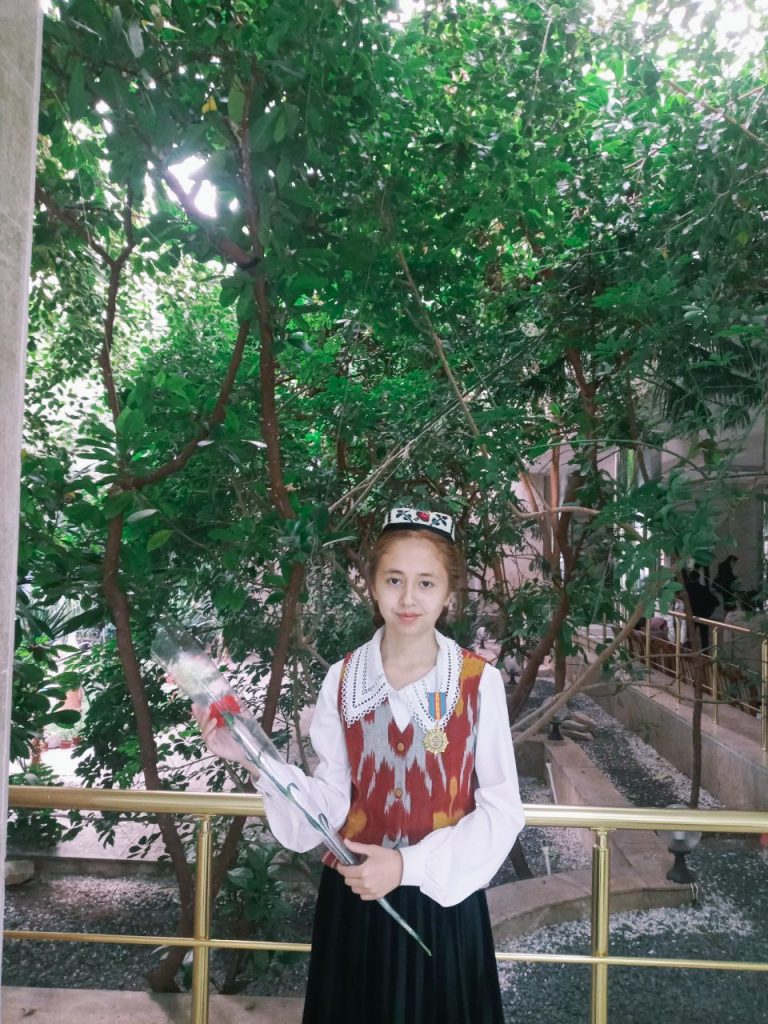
[12,593,88,760]
[216,830,302,992]
[7,764,66,850]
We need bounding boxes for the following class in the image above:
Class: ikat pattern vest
[333,647,486,852]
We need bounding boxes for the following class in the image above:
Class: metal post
[645,616,651,676]
[590,828,611,1024]
[712,626,719,726]
[762,640,767,753]
[191,815,212,1024]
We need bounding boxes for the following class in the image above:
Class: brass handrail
[587,612,768,749]
[6,787,768,1024]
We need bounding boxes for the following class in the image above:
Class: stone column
[0,0,43,988]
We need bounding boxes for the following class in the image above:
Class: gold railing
[6,787,768,1024]
[589,612,768,750]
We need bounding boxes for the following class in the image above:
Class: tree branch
[396,248,481,439]
[35,185,113,264]
[512,594,649,743]
[154,164,254,267]
[665,78,768,151]
[103,516,195,943]
[394,251,602,525]
[125,317,252,490]
[238,72,262,245]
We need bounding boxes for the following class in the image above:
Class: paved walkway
[2,987,303,1024]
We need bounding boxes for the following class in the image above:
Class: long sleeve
[398,662,525,907]
[258,660,351,852]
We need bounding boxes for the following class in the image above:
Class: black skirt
[302,865,504,1024]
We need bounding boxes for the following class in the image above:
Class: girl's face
[371,534,453,640]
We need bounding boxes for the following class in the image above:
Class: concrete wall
[0,0,43,990]
[566,646,768,810]
[517,736,677,872]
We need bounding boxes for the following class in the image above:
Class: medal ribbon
[428,690,445,725]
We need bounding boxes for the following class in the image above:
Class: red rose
[416,511,430,522]
[209,695,242,727]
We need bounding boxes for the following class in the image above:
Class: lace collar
[340,627,464,735]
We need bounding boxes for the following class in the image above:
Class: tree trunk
[261,562,305,735]
[103,515,195,992]
[679,581,704,810]
[554,635,567,694]
[509,836,534,880]
[507,585,571,723]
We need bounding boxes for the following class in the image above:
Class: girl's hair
[367,528,466,630]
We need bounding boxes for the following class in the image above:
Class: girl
[196,506,526,1023]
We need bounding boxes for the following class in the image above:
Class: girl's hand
[337,839,403,900]
[191,703,259,778]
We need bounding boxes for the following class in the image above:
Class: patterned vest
[331,647,486,854]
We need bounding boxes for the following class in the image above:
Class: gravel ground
[4,876,183,989]
[3,873,316,995]
[500,775,590,882]
[499,843,768,1024]
[495,680,768,1024]
[565,686,720,809]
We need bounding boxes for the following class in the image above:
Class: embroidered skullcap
[380,507,456,543]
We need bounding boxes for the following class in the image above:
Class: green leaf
[236,287,257,320]
[172,0,194,32]
[104,492,133,519]
[125,508,159,524]
[250,109,279,152]
[147,529,173,552]
[116,407,146,439]
[284,183,316,208]
[51,709,82,726]
[228,83,246,123]
[220,284,240,308]
[283,103,300,138]
[276,155,290,190]
[126,21,144,59]
[68,64,88,120]
[109,6,123,37]
[227,866,254,889]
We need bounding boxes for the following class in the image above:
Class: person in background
[713,555,740,613]
[683,568,719,651]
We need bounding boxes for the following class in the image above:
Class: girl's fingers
[344,839,373,855]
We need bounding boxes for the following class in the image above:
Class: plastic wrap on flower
[151,619,431,957]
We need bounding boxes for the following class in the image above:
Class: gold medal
[424,691,448,754]
[423,725,449,754]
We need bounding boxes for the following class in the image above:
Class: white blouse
[259,630,526,908]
